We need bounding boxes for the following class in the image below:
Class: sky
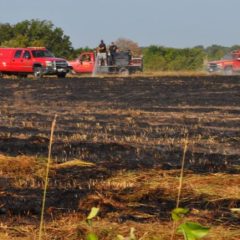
[0,0,240,49]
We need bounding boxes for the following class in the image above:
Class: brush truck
[68,51,143,75]
[207,50,240,75]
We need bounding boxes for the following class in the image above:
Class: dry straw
[38,114,57,240]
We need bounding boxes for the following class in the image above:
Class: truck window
[23,51,31,59]
[81,54,91,62]
[14,50,22,58]
[222,54,233,60]
[32,49,54,58]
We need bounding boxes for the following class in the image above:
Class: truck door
[21,50,32,72]
[77,53,94,73]
[10,50,23,72]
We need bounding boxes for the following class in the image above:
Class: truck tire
[33,66,43,79]
[224,66,233,76]
[119,67,129,76]
[57,72,67,78]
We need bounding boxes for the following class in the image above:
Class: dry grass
[93,169,240,202]
[189,174,240,200]
[0,214,239,240]
[52,159,95,169]
[0,154,47,185]
[0,154,37,173]
[0,154,239,239]
[67,70,210,78]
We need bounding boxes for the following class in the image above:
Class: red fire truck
[68,51,143,75]
[0,47,70,78]
[207,50,240,75]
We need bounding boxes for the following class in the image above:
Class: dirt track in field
[0,76,239,238]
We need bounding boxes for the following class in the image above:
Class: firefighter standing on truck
[109,42,118,65]
[97,40,107,66]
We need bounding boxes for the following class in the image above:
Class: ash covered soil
[0,76,239,238]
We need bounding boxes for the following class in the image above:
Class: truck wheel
[224,66,233,76]
[57,72,67,78]
[119,68,129,76]
[34,66,43,79]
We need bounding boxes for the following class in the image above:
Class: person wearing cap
[97,40,107,66]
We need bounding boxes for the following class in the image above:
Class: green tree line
[143,46,205,71]
[0,19,92,59]
[1,19,239,71]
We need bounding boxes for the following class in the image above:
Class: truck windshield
[31,50,55,58]
[221,54,233,60]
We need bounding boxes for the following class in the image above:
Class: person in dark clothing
[97,40,107,66]
[127,49,132,62]
[108,42,118,65]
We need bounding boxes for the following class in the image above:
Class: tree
[0,19,73,58]
[205,44,229,61]
[0,23,14,45]
[143,45,205,71]
[114,38,142,56]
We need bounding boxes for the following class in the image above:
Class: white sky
[0,0,240,48]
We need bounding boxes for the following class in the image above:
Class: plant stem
[38,114,57,240]
[176,135,188,208]
[170,132,189,240]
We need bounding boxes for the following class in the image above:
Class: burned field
[0,76,239,239]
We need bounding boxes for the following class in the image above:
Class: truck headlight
[45,61,54,67]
